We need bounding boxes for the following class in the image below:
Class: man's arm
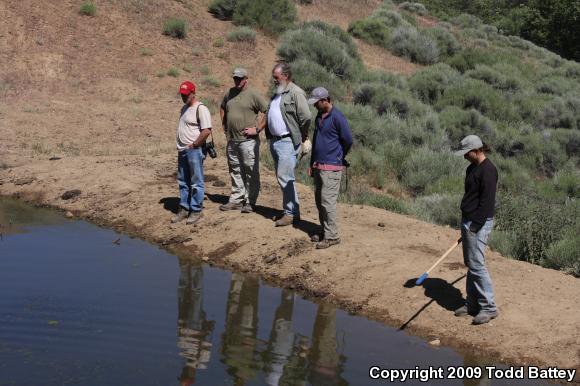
[192,128,211,148]
[219,107,226,134]
[337,114,353,156]
[295,91,312,142]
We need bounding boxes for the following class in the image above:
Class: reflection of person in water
[221,273,262,385]
[177,259,214,385]
[263,289,295,385]
[307,303,347,386]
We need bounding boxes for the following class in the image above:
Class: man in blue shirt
[307,87,353,249]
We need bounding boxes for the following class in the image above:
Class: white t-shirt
[267,95,290,136]
[176,102,212,151]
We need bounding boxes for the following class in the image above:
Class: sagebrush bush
[408,63,461,104]
[233,0,296,34]
[208,0,237,20]
[79,1,96,16]
[226,26,257,43]
[399,2,428,16]
[301,21,359,59]
[426,27,461,58]
[348,19,391,47]
[278,26,361,79]
[546,235,580,276]
[450,13,481,29]
[439,106,495,143]
[163,18,187,39]
[356,70,407,90]
[536,97,576,130]
[536,77,573,96]
[399,147,464,194]
[390,26,440,64]
[436,78,518,122]
[444,48,518,73]
[494,194,579,272]
[353,83,430,119]
[412,193,462,227]
[466,65,522,92]
[289,59,347,101]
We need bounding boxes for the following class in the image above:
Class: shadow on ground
[399,275,466,330]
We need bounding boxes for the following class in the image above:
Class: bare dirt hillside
[0,0,579,378]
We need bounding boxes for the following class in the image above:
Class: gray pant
[461,218,497,313]
[227,139,260,205]
[314,169,342,240]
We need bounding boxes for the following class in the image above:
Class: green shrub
[163,18,187,39]
[372,9,409,28]
[345,188,411,215]
[226,26,257,43]
[426,27,461,58]
[202,76,221,87]
[390,26,440,64]
[356,70,407,89]
[536,97,576,129]
[545,234,580,276]
[208,0,237,20]
[233,0,296,34]
[436,78,517,122]
[536,77,574,96]
[399,147,464,194]
[553,169,580,198]
[213,37,225,47]
[399,2,428,16]
[444,47,518,73]
[278,26,361,79]
[466,65,522,92]
[412,193,462,227]
[348,19,391,47]
[424,174,464,195]
[167,67,179,77]
[353,83,430,119]
[494,194,578,269]
[408,63,461,104]
[300,21,359,59]
[450,13,481,29]
[338,103,389,149]
[439,106,495,143]
[79,1,96,16]
[289,59,347,101]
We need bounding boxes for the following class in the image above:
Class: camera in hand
[204,141,217,159]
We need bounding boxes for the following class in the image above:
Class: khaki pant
[314,169,342,240]
[227,139,260,205]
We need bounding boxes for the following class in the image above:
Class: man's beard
[275,82,287,94]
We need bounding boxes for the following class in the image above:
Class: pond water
[0,198,546,385]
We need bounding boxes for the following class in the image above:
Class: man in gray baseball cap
[307,86,353,249]
[453,134,499,325]
[219,67,269,213]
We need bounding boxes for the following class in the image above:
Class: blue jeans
[177,148,205,213]
[461,218,497,313]
[270,137,300,217]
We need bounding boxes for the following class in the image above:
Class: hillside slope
[0,0,579,376]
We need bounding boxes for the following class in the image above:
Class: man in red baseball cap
[171,80,213,225]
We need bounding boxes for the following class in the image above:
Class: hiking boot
[219,202,243,211]
[241,203,254,213]
[310,234,322,242]
[316,238,341,249]
[275,215,295,227]
[472,310,499,325]
[186,211,204,225]
[171,208,189,223]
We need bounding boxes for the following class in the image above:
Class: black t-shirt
[460,158,498,228]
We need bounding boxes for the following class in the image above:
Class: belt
[271,133,291,140]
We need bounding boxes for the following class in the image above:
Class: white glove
[301,139,312,155]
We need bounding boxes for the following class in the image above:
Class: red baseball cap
[179,81,196,96]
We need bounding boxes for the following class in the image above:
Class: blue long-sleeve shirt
[310,106,353,167]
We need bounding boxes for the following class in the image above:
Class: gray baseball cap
[232,68,248,78]
[307,87,329,105]
[454,135,483,156]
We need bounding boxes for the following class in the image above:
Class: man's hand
[307,167,313,177]
[242,127,258,137]
[301,139,312,155]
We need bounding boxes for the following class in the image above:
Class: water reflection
[177,259,214,385]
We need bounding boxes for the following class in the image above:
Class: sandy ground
[1,0,579,380]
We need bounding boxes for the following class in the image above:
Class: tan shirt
[176,102,212,151]
[221,87,268,141]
